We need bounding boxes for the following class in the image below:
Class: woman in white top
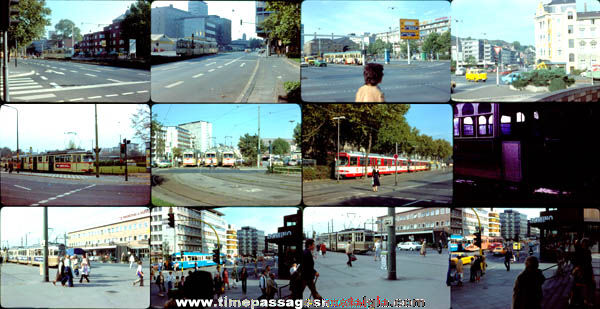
[53,257,64,285]
[374,240,382,261]
[80,253,90,283]
[133,261,144,286]
[61,255,74,287]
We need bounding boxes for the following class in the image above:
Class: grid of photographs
[1,0,599,309]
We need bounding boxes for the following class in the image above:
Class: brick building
[377,207,463,244]
[80,11,129,56]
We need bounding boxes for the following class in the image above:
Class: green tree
[271,138,290,156]
[436,31,451,55]
[53,19,82,43]
[293,123,301,149]
[466,55,477,65]
[397,40,420,58]
[0,147,13,158]
[172,147,183,160]
[248,38,263,49]
[130,105,151,144]
[260,1,300,55]
[367,38,393,56]
[422,32,442,58]
[7,0,52,50]
[120,0,151,59]
[238,134,266,166]
[513,41,521,51]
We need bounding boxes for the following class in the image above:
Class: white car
[455,67,466,76]
[397,241,422,251]
[157,160,172,168]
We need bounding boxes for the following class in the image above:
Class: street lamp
[454,19,462,68]
[4,105,19,173]
[332,116,346,183]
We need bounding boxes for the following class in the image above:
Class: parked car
[287,159,298,166]
[501,72,522,84]
[397,241,422,251]
[157,160,172,168]
[313,59,327,67]
[300,61,309,67]
[455,67,466,76]
[466,68,487,82]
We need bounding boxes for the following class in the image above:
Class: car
[451,252,475,265]
[300,61,309,67]
[493,246,507,256]
[397,241,422,251]
[287,159,298,166]
[487,242,502,252]
[455,67,466,76]
[466,68,487,82]
[501,72,522,84]
[313,59,327,67]
[156,160,172,168]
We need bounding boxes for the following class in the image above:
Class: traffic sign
[393,154,398,159]
[400,19,420,40]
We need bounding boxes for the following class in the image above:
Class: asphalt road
[151,52,299,102]
[301,60,450,102]
[152,167,301,206]
[0,261,149,308]
[0,58,150,102]
[303,168,452,206]
[0,172,150,206]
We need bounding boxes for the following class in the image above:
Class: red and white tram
[335,152,430,178]
[5,150,95,173]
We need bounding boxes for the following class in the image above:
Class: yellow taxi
[466,68,487,82]
[493,246,507,256]
[451,252,475,265]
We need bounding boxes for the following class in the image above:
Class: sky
[44,0,137,39]
[219,207,299,235]
[452,0,600,46]
[405,104,452,143]
[302,0,450,36]
[152,0,258,40]
[152,104,301,146]
[304,207,396,235]
[0,207,148,248]
[0,104,149,153]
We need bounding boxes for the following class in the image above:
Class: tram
[43,48,74,59]
[203,150,217,167]
[323,51,364,65]
[218,150,235,167]
[182,151,198,167]
[10,150,95,173]
[176,38,218,57]
[316,229,375,254]
[6,244,65,267]
[335,151,430,178]
[171,252,225,269]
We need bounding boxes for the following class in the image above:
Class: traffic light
[1,0,20,31]
[474,232,482,248]
[167,212,174,228]
[120,143,126,154]
[212,248,220,264]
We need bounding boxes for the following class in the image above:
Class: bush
[570,68,585,76]
[283,81,301,102]
[303,165,331,181]
[548,78,566,92]
[512,78,528,90]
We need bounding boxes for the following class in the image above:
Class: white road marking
[107,79,122,83]
[51,66,58,69]
[8,85,43,90]
[121,92,134,95]
[10,81,150,95]
[69,98,84,101]
[29,184,97,206]
[14,185,31,191]
[49,82,62,89]
[47,197,57,200]
[218,65,223,69]
[193,73,204,78]
[59,68,67,70]
[6,82,38,86]
[277,76,282,79]
[105,94,119,97]
[80,68,102,72]
[240,63,246,67]
[205,62,217,66]
[13,93,57,100]
[45,69,64,75]
[224,56,243,66]
[85,73,97,77]
[88,96,102,99]
[38,200,49,204]
[70,70,78,73]
[165,81,184,88]
[40,76,48,80]
[208,69,216,72]
[35,73,40,75]
[137,73,146,76]
[137,90,148,93]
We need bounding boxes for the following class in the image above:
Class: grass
[152,196,176,207]
[93,166,148,174]
[289,57,301,63]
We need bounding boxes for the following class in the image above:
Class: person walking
[420,240,427,257]
[372,167,381,192]
[79,253,90,283]
[240,267,248,295]
[438,240,443,254]
[129,253,135,269]
[355,63,385,102]
[258,269,268,300]
[60,254,74,287]
[346,241,354,267]
[214,272,223,298]
[222,268,230,290]
[166,271,174,292]
[456,258,464,286]
[231,265,238,289]
[52,256,64,286]
[320,243,326,257]
[71,255,79,278]
[156,271,165,297]
[374,239,382,262]
[293,238,322,300]
[133,261,144,286]
[266,273,277,300]
[512,256,545,309]
[504,248,512,271]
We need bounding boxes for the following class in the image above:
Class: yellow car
[466,69,487,82]
[451,252,475,265]
[493,246,507,256]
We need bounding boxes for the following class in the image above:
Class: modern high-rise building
[226,224,238,258]
[178,120,213,153]
[488,211,501,237]
[237,226,265,257]
[165,126,192,156]
[188,0,208,16]
[256,1,273,39]
[500,210,528,240]
[462,208,489,236]
[151,5,192,38]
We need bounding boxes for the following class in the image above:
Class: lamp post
[454,19,462,69]
[332,116,346,183]
[4,105,19,173]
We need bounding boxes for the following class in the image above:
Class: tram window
[453,118,460,136]
[461,103,474,115]
[516,112,525,122]
[533,111,539,120]
[462,117,474,136]
[478,115,489,136]
[359,157,366,166]
[478,103,492,114]
[488,115,494,135]
[501,115,512,135]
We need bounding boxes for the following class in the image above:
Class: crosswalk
[0,76,57,101]
[0,170,88,179]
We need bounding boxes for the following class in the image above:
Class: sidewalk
[0,58,36,77]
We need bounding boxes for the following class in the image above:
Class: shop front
[266,210,303,280]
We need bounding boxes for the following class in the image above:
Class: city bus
[171,252,225,269]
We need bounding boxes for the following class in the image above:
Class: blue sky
[152,104,301,146]
[452,0,600,46]
[44,1,137,38]
[302,0,450,36]
[406,104,452,143]
[219,207,300,235]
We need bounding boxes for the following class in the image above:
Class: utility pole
[394,142,398,186]
[333,116,345,183]
[257,105,260,168]
[94,104,100,178]
[42,207,49,282]
[387,207,396,280]
[3,31,9,101]
[4,105,19,173]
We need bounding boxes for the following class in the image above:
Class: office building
[488,212,501,237]
[165,126,192,157]
[376,207,463,243]
[178,120,213,153]
[188,0,208,16]
[500,210,528,240]
[237,226,265,257]
[226,225,238,258]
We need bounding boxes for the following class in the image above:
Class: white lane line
[193,73,204,78]
[47,197,57,201]
[14,185,31,191]
[205,62,217,66]
[85,73,97,77]
[88,96,102,99]
[38,200,49,204]
[29,184,97,206]
[13,93,57,100]
[10,81,150,95]
[30,204,39,206]
[224,56,243,66]
[81,68,102,72]
[8,85,43,90]
[165,81,184,88]
[70,70,78,73]
[51,66,58,69]
[35,73,40,75]
[137,90,148,93]
[208,69,216,72]
[69,98,84,101]
[240,63,246,67]
[40,76,48,80]
[218,65,223,69]
[6,82,38,87]
[105,94,119,97]
[59,68,67,71]
[45,69,64,75]
[49,82,62,89]
[121,92,134,95]
[107,79,122,83]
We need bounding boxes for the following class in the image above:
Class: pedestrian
[254,261,259,279]
[222,268,230,290]
[355,63,385,102]
[420,240,427,257]
[346,241,354,267]
[266,273,277,300]
[504,248,512,271]
[79,253,90,283]
[166,271,174,292]
[158,259,163,273]
[438,240,443,254]
[258,269,268,299]
[292,238,322,300]
[71,255,79,277]
[374,239,382,262]
[214,272,223,297]
[60,254,74,287]
[52,256,63,286]
[231,265,238,289]
[320,243,326,257]
[129,253,135,269]
[8,161,13,174]
[133,260,144,286]
[456,258,464,286]
[512,256,545,309]
[156,271,165,297]
[290,263,298,275]
[372,167,381,192]
[178,276,185,289]
[240,267,248,294]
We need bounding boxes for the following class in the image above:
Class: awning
[80,245,117,250]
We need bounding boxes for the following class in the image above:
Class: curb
[7,70,35,78]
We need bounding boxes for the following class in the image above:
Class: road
[0,261,149,308]
[151,52,299,102]
[301,60,450,102]
[0,171,150,206]
[303,168,452,206]
[152,167,301,206]
[0,58,150,102]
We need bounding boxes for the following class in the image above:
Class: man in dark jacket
[504,248,512,271]
[512,256,545,309]
[296,239,322,300]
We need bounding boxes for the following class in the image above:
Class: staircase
[540,264,573,309]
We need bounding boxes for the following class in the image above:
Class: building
[461,39,484,63]
[226,224,238,259]
[500,210,528,240]
[151,5,192,38]
[488,211,501,237]
[237,226,265,257]
[165,126,192,157]
[420,16,450,39]
[79,11,131,56]
[527,221,541,238]
[575,11,600,71]
[178,120,212,153]
[208,16,232,47]
[151,34,176,52]
[462,208,489,236]
[256,1,273,39]
[150,207,227,263]
[188,0,208,16]
[181,16,216,40]
[376,207,462,244]
[68,209,150,260]
[303,37,360,56]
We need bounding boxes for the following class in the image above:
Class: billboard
[400,19,420,40]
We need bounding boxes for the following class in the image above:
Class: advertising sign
[129,39,136,55]
[55,163,71,169]
[400,19,420,40]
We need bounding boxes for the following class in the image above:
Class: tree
[120,0,151,59]
[422,32,442,58]
[513,41,521,51]
[172,147,182,160]
[0,147,13,158]
[248,38,263,49]
[260,1,300,55]
[271,138,290,156]
[54,19,82,44]
[7,0,52,50]
[436,31,451,55]
[466,55,477,65]
[367,38,393,56]
[293,123,301,149]
[130,105,151,144]
[397,40,420,58]
[238,134,266,166]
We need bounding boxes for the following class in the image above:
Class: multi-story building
[527,221,541,238]
[376,207,462,243]
[151,5,192,38]
[201,209,228,253]
[461,39,484,63]
[181,16,216,40]
[575,11,600,71]
[303,37,360,56]
[165,126,192,157]
[256,1,273,40]
[237,226,265,257]
[420,16,451,39]
[68,209,150,260]
[80,11,130,55]
[488,211,501,237]
[208,15,232,47]
[226,224,238,259]
[462,208,489,236]
[178,120,212,153]
[188,0,208,16]
[500,210,528,240]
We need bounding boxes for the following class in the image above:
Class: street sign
[393,154,398,159]
[129,39,136,55]
[494,46,502,55]
[383,216,394,227]
[400,19,420,40]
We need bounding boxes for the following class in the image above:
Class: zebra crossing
[0,76,57,101]
[0,170,88,179]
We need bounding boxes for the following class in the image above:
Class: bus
[171,252,225,269]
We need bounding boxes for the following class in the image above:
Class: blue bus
[170,252,225,270]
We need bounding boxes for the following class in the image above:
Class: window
[568,25,573,34]
[516,112,525,123]
[478,115,488,136]
[568,11,573,20]
[463,117,474,136]
[453,118,460,135]
[569,39,574,48]
[569,53,575,62]
[501,115,512,135]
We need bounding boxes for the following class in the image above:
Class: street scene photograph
[0,0,150,102]
[150,207,302,308]
[301,0,451,102]
[0,207,150,308]
[451,0,600,102]
[453,103,600,205]
[151,1,301,102]
[302,207,450,308]
[0,104,151,206]
[450,208,599,309]
[151,104,301,206]
[302,104,452,206]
